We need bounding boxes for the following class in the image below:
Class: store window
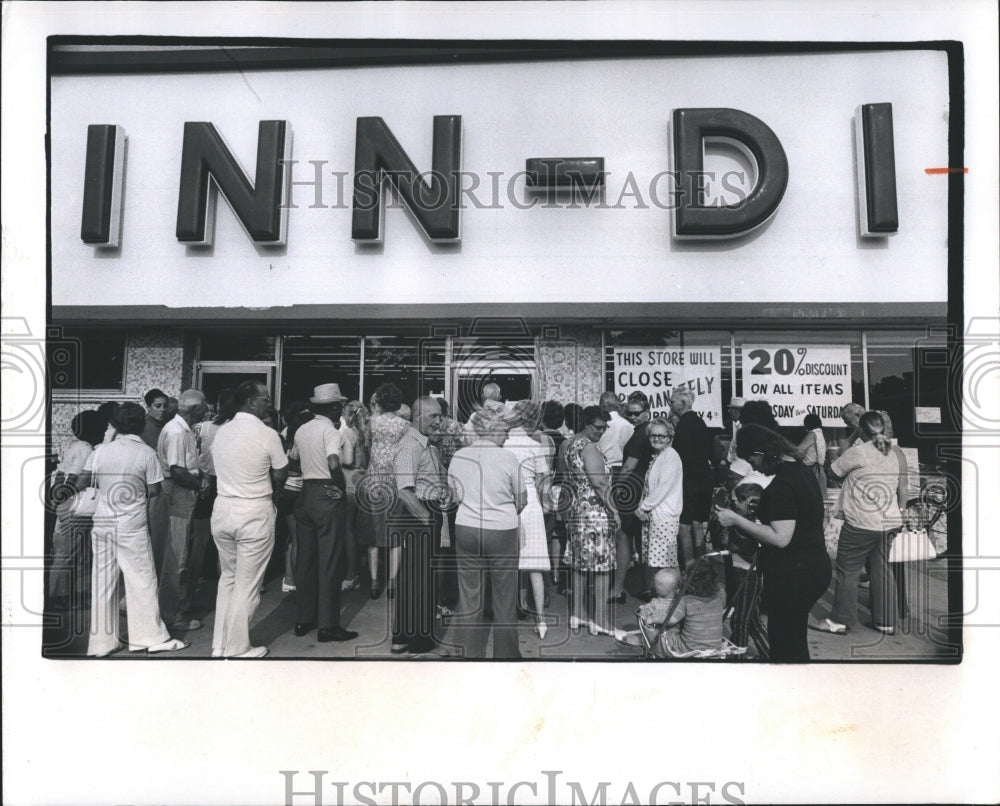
[365,335,447,409]
[865,330,923,450]
[49,327,127,392]
[282,335,362,407]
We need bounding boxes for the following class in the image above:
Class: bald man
[156,388,208,631]
[669,387,713,569]
[389,396,447,654]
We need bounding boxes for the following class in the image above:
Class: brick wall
[50,329,185,460]
[536,327,604,408]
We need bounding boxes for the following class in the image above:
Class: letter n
[176,121,290,245]
[352,116,462,243]
[81,124,126,247]
[671,108,788,239]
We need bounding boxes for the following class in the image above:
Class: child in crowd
[638,564,726,657]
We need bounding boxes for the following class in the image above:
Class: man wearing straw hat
[291,383,358,643]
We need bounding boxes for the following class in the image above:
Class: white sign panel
[613,347,723,424]
[741,344,852,426]
[49,50,950,309]
[915,406,942,424]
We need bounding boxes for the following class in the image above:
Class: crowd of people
[48,379,913,662]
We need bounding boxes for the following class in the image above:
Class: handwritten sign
[740,344,852,426]
[613,347,723,424]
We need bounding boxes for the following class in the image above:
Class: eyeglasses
[649,434,672,441]
[251,395,271,405]
[588,423,609,432]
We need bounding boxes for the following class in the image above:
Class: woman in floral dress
[357,384,410,599]
[564,405,624,640]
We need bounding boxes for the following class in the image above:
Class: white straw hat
[310,383,348,404]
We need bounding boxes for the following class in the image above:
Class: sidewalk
[42,554,957,662]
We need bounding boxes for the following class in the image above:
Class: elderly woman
[563,405,625,640]
[635,417,683,597]
[816,411,906,635]
[77,402,188,656]
[447,410,527,658]
[715,424,831,661]
[503,400,553,639]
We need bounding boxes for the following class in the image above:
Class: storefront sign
[740,344,852,425]
[52,51,948,310]
[613,347,723,423]
[79,105,897,248]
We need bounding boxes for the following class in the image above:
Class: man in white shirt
[388,396,446,654]
[291,383,359,643]
[597,391,634,603]
[210,381,288,658]
[80,402,187,657]
[155,388,207,632]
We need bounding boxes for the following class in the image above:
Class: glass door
[196,362,275,409]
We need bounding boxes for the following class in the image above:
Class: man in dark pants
[619,391,654,597]
[291,383,358,643]
[670,387,714,569]
[389,396,447,655]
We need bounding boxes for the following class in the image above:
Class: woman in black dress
[715,424,831,661]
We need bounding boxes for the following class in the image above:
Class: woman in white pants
[79,403,188,657]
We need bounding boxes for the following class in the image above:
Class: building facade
[49,42,958,473]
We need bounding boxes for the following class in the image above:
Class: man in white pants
[209,381,288,658]
[80,402,188,657]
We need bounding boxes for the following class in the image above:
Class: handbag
[888,527,937,562]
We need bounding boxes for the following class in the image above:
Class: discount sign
[740,344,852,426]
[613,347,723,424]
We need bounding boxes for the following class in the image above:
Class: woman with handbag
[818,410,907,635]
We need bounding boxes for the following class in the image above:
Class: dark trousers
[451,524,521,659]
[433,506,460,607]
[832,522,899,629]
[294,481,346,629]
[389,513,436,650]
[728,564,769,660]
[763,551,832,662]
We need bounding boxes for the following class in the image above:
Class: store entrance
[452,370,534,423]
[196,363,274,410]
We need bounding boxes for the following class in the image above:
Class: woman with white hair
[635,417,683,594]
[447,410,527,658]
